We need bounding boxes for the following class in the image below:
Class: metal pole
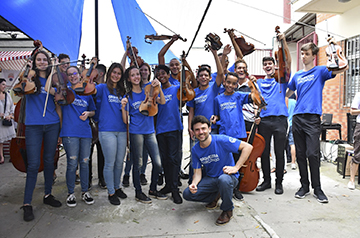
[95,0,99,59]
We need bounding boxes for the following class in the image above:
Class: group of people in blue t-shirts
[18,34,348,227]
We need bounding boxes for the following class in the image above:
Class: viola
[74,57,97,95]
[145,34,187,44]
[273,26,290,84]
[10,98,60,173]
[139,84,160,116]
[224,28,255,56]
[127,36,144,68]
[53,60,75,105]
[176,51,195,102]
[239,110,265,192]
[326,35,348,71]
[205,33,223,51]
[12,40,42,96]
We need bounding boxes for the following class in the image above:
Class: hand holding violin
[210,115,219,125]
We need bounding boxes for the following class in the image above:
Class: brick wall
[319,41,350,141]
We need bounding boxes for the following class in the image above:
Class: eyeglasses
[67,72,78,77]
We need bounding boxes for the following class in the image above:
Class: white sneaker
[348,181,355,190]
[82,192,95,205]
[291,163,297,170]
[66,194,77,207]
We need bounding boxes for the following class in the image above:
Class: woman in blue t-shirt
[121,66,166,204]
[96,62,128,206]
[45,65,96,207]
[21,50,62,222]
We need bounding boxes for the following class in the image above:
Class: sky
[79,0,306,69]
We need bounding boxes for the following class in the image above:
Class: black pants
[258,116,288,184]
[89,140,105,183]
[157,130,182,192]
[292,114,321,189]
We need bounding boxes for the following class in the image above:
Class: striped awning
[0,51,32,71]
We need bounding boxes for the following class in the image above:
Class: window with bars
[345,35,360,107]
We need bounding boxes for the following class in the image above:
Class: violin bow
[43,55,56,117]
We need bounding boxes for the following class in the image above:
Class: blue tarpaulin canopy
[0,0,176,65]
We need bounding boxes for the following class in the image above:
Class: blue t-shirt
[95,84,126,132]
[192,134,241,178]
[210,63,235,83]
[60,91,96,138]
[287,98,296,127]
[288,65,334,116]
[169,74,180,86]
[125,90,155,134]
[156,85,183,134]
[257,77,289,117]
[214,92,249,139]
[25,77,60,125]
[187,82,220,129]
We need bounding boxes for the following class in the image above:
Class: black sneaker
[66,194,77,207]
[115,188,127,199]
[98,179,107,189]
[123,175,130,187]
[313,188,328,203]
[43,194,62,207]
[82,192,95,205]
[159,186,171,195]
[140,174,148,185]
[21,205,34,222]
[233,189,244,201]
[157,173,164,186]
[136,192,152,204]
[172,191,183,204]
[149,190,168,200]
[295,187,310,199]
[108,194,120,205]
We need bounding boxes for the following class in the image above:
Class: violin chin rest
[140,110,149,116]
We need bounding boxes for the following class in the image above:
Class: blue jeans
[24,123,60,205]
[130,133,162,194]
[99,131,127,195]
[63,137,91,194]
[124,145,148,176]
[183,174,238,211]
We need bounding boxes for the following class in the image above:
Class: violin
[247,75,267,110]
[145,34,187,44]
[176,51,195,102]
[205,33,223,51]
[273,26,290,84]
[52,56,75,105]
[10,98,60,173]
[139,84,160,116]
[12,40,42,96]
[224,28,255,56]
[239,110,265,192]
[326,35,348,71]
[74,56,97,95]
[127,36,144,68]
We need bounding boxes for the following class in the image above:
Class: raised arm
[210,47,224,87]
[158,35,179,65]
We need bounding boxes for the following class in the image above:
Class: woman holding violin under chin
[121,66,166,204]
[21,50,62,222]
[45,65,96,208]
[93,62,128,206]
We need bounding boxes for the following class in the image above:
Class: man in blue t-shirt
[256,36,290,195]
[183,115,252,226]
[286,41,348,203]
